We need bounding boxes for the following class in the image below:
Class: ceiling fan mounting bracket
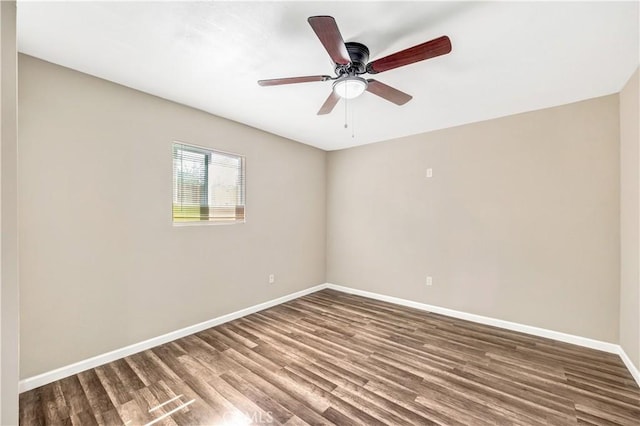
[334,42,370,76]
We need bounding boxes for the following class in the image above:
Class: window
[172,142,245,224]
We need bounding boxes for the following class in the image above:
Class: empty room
[1,1,639,425]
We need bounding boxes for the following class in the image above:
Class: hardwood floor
[20,289,640,425]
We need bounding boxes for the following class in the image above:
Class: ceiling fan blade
[258,75,331,86]
[308,16,351,65]
[317,91,340,115]
[367,35,451,74]
[366,79,412,105]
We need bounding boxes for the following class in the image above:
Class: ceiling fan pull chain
[344,96,348,129]
[352,104,355,138]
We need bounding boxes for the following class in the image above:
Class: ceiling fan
[258,16,452,115]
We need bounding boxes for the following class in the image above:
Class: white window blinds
[172,142,245,223]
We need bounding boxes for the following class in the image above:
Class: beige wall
[620,67,640,371]
[18,55,326,378]
[1,1,19,423]
[327,95,621,342]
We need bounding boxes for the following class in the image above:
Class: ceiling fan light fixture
[333,76,368,99]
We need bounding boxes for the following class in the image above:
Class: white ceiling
[17,1,639,151]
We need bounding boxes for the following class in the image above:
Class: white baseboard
[325,283,620,354]
[618,346,640,386]
[18,283,327,393]
[20,282,640,392]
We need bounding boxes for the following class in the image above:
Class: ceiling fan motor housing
[335,42,370,75]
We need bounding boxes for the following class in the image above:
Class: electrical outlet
[426,168,433,178]
[426,276,433,286]
[269,274,275,284]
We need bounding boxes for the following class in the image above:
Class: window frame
[171,141,246,226]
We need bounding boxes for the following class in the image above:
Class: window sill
[172,220,246,227]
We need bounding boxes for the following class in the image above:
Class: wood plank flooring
[19,289,640,425]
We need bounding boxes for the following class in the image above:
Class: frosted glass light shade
[333,76,368,99]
